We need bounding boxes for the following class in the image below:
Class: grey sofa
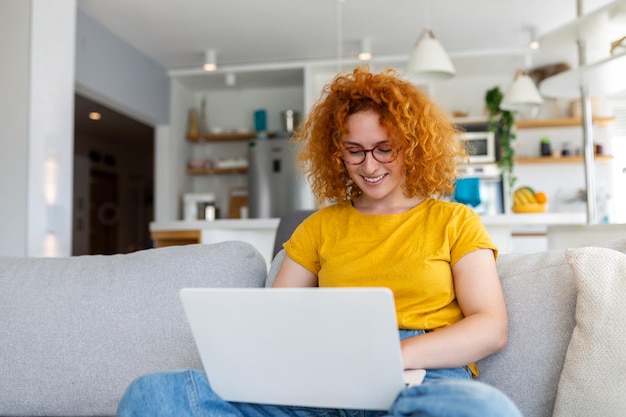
[2,225,625,416]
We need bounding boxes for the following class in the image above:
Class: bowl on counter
[511,203,548,213]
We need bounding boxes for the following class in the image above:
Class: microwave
[459,131,496,164]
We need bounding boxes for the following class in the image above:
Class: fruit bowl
[511,203,548,213]
[512,186,549,213]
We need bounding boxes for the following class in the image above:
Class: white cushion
[553,246,626,417]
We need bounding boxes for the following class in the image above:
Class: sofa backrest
[268,209,626,417]
[272,209,316,258]
[0,241,267,417]
[477,238,626,417]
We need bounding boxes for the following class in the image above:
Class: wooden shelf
[455,116,615,129]
[516,116,615,129]
[186,166,248,175]
[515,155,613,164]
[187,132,257,142]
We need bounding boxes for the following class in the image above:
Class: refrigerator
[247,138,317,218]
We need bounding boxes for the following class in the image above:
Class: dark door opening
[73,94,155,255]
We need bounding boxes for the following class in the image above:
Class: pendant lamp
[406,28,455,81]
[500,69,543,112]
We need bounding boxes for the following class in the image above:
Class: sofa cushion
[477,248,577,417]
[552,246,626,417]
[0,242,266,417]
[478,238,626,417]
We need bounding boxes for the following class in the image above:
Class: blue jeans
[117,331,522,417]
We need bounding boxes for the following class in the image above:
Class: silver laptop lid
[179,287,407,410]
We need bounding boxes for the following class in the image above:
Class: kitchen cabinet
[151,230,201,248]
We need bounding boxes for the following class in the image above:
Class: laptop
[179,287,425,411]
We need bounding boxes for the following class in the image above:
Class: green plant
[485,86,517,191]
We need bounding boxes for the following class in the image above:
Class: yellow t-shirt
[284,199,497,374]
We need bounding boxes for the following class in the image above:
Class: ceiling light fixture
[528,27,540,50]
[406,28,455,81]
[88,111,101,121]
[500,69,544,112]
[357,38,372,61]
[203,49,217,71]
[501,25,543,114]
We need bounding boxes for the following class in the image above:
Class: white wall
[0,2,170,256]
[0,0,76,257]
[0,1,30,256]
[75,10,169,126]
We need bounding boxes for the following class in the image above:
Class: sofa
[2,224,625,417]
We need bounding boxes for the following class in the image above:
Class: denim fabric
[117,330,521,417]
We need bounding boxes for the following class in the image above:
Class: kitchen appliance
[281,109,300,133]
[453,164,504,216]
[459,131,496,164]
[247,138,317,218]
[457,122,500,164]
[183,193,217,221]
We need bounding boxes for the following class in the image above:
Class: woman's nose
[362,151,381,171]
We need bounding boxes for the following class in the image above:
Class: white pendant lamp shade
[500,69,543,112]
[406,28,455,81]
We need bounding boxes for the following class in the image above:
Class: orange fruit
[535,191,548,204]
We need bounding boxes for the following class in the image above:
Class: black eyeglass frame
[341,144,399,165]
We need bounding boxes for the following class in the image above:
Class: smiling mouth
[363,174,386,183]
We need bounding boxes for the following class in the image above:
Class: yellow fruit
[512,186,548,213]
[535,192,548,204]
[513,187,538,205]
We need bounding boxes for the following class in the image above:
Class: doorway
[73,94,155,255]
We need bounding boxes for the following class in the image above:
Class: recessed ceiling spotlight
[89,112,102,121]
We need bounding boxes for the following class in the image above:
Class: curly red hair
[292,66,467,203]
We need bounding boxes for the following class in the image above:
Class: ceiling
[74,0,625,137]
[76,0,620,74]
[74,94,153,147]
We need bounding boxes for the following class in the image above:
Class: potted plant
[540,137,552,157]
[485,86,516,191]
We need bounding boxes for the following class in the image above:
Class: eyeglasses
[341,144,398,165]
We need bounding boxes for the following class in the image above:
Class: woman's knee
[390,379,521,417]
[117,370,198,417]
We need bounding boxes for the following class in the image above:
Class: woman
[117,68,521,417]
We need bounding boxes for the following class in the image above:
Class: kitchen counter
[151,219,280,268]
[480,212,586,226]
[479,212,587,253]
[151,219,280,232]
[151,212,588,267]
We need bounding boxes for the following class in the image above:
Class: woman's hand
[400,248,508,370]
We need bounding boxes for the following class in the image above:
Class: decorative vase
[187,109,199,139]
